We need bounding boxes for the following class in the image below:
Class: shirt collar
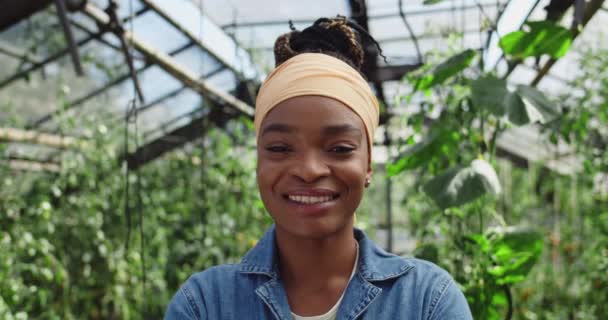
[238,224,414,281]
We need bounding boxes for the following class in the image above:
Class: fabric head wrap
[254,53,379,160]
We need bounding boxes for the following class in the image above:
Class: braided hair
[273,15,384,77]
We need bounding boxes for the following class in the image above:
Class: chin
[274,215,354,240]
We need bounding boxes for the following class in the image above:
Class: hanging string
[199,0,205,78]
[198,0,209,242]
[121,0,146,314]
[461,0,465,49]
[130,0,146,307]
[124,104,132,253]
[397,0,422,64]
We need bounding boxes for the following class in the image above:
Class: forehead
[260,95,365,130]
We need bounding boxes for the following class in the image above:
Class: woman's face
[256,95,372,239]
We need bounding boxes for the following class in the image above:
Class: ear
[365,164,373,184]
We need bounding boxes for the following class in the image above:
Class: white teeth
[288,195,333,204]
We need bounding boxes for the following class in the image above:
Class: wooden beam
[82,2,254,117]
[5,159,60,173]
[0,127,84,149]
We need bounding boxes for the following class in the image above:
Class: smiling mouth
[283,194,340,205]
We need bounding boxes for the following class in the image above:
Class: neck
[275,223,358,290]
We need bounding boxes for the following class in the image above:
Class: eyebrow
[261,123,297,137]
[261,123,363,138]
[322,124,363,137]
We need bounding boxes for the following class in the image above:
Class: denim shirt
[165,225,472,319]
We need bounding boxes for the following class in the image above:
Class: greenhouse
[0,0,607,319]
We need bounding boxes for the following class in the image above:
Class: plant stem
[489,120,503,162]
[503,284,513,320]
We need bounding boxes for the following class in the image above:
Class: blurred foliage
[1,6,607,320]
[0,114,271,319]
[386,27,608,319]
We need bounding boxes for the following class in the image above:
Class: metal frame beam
[140,0,247,80]
[0,0,53,32]
[0,6,149,90]
[221,1,506,30]
[0,34,98,89]
[0,40,43,63]
[28,41,197,129]
[82,2,253,117]
[124,104,235,170]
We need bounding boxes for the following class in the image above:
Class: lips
[282,189,340,205]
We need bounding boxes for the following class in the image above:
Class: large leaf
[507,85,560,125]
[499,20,572,59]
[386,130,460,177]
[486,227,543,285]
[471,75,509,116]
[423,159,501,209]
[414,49,477,91]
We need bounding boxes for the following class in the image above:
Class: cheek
[256,155,281,193]
[337,161,368,192]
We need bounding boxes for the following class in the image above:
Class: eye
[329,145,355,153]
[266,145,291,153]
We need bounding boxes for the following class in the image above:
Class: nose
[289,150,331,183]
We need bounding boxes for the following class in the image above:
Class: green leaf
[413,49,477,91]
[423,159,501,209]
[387,130,460,176]
[498,31,530,57]
[507,85,560,125]
[505,92,529,125]
[499,20,573,59]
[471,75,509,116]
[423,0,444,4]
[486,226,543,285]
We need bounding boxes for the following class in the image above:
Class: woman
[165,16,472,320]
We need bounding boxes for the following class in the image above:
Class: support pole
[54,0,84,75]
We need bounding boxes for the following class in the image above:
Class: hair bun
[272,16,370,72]
[273,31,299,67]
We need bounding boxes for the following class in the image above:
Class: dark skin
[256,95,372,316]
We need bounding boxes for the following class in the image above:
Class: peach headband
[254,53,379,158]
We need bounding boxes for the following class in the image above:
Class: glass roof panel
[1,0,607,167]
[130,10,190,53]
[200,0,350,27]
[149,0,261,79]
[171,45,222,79]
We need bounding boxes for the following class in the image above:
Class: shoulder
[360,254,472,320]
[164,264,240,320]
[397,258,472,320]
[402,257,452,281]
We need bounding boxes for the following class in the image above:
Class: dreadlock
[273,15,385,77]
